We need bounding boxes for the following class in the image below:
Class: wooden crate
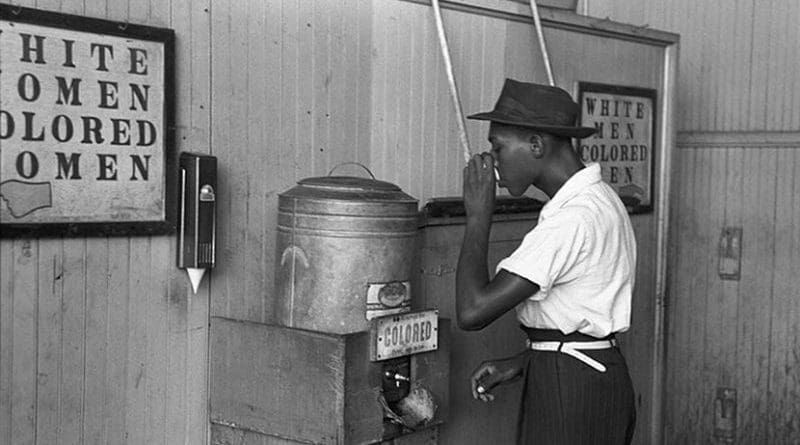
[210,316,450,445]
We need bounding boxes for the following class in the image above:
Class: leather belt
[526,338,617,372]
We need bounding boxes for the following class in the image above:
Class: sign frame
[576,81,657,214]
[0,5,176,237]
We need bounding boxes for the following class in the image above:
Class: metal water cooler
[210,172,450,445]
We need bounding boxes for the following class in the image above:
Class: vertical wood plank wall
[0,0,212,444]
[1,0,376,443]
[1,1,674,444]
[588,0,800,443]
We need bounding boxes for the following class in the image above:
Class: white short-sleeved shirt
[496,163,636,338]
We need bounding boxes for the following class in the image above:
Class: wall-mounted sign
[370,309,438,361]
[0,5,175,237]
[576,82,657,213]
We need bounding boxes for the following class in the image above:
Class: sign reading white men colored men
[0,6,175,236]
[577,82,657,213]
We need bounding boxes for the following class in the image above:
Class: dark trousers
[517,328,636,445]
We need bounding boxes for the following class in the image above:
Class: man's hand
[463,152,496,223]
[469,354,525,402]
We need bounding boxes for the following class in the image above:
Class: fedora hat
[468,78,596,138]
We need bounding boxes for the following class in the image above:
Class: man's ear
[529,133,545,158]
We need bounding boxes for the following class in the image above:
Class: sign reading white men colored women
[577,82,656,213]
[0,6,174,235]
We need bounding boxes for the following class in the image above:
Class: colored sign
[0,6,175,236]
[371,309,438,361]
[577,82,657,213]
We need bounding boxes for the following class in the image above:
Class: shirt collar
[539,163,602,219]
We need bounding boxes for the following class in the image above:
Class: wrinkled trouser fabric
[517,328,636,445]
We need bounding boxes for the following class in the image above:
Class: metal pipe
[529,0,555,86]
[431,0,471,164]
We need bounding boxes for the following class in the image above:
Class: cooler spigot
[384,371,410,387]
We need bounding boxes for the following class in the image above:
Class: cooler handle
[327,162,376,179]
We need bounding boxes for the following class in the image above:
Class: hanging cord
[529,0,555,86]
[431,0,471,164]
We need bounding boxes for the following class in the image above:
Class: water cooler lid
[283,176,417,203]
[299,176,400,192]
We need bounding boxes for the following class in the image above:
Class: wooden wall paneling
[790,0,800,129]
[251,0,272,319]
[406,4,427,203]
[35,239,62,445]
[105,238,130,443]
[260,0,285,323]
[0,241,13,443]
[272,1,303,315]
[502,19,538,85]
[10,240,38,444]
[433,10,452,198]
[82,0,106,18]
[173,0,213,441]
[83,237,110,444]
[397,2,415,188]
[146,240,169,445]
[736,148,777,444]
[2,1,210,443]
[60,238,87,444]
[694,0,713,131]
[277,0,300,194]
[125,238,150,444]
[622,216,656,444]
[311,1,332,178]
[169,0,209,442]
[385,2,409,187]
[241,0,269,323]
[748,2,770,130]
[767,148,800,443]
[328,0,348,172]
[732,0,755,132]
[664,149,697,443]
[661,150,679,441]
[684,149,712,439]
[354,0,373,167]
[369,1,388,184]
[719,147,744,385]
[183,283,209,445]
[725,0,748,132]
[296,0,316,179]
[326,0,354,171]
[210,0,248,321]
[58,0,83,15]
[419,8,437,203]
[708,0,726,132]
[762,3,780,131]
[696,148,726,439]
[478,18,507,136]
[695,146,745,443]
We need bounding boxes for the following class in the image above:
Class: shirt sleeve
[495,211,589,300]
